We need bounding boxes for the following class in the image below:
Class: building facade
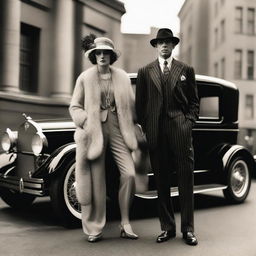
[179,0,256,154]
[0,0,125,131]
[122,27,158,73]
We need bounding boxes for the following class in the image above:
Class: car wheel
[223,156,251,203]
[49,159,81,228]
[0,188,35,209]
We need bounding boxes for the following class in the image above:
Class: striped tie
[163,60,169,77]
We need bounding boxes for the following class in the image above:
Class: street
[1,181,256,256]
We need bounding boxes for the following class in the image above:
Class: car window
[198,82,222,122]
[199,96,219,120]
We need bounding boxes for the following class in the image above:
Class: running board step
[135,184,228,199]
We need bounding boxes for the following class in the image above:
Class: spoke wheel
[63,163,81,220]
[49,159,81,228]
[223,156,251,203]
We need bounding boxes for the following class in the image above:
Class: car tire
[0,188,35,209]
[49,159,81,228]
[223,156,251,203]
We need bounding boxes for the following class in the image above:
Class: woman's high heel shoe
[120,224,138,239]
[87,233,102,243]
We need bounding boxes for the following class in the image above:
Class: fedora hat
[150,28,180,47]
[84,37,120,58]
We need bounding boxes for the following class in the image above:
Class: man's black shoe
[156,231,176,243]
[182,232,198,246]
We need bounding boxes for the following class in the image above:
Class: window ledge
[0,91,70,107]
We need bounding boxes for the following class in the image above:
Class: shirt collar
[158,56,173,71]
[158,56,173,67]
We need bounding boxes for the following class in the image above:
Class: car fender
[48,143,76,174]
[207,143,254,173]
[221,144,255,175]
[0,152,17,174]
[33,143,76,178]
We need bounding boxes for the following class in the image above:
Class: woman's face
[95,50,111,67]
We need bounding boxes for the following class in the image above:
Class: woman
[69,35,138,242]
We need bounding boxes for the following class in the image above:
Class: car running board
[135,184,228,199]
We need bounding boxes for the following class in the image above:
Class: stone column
[51,0,74,99]
[0,0,21,92]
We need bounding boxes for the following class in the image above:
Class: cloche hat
[84,37,120,58]
[150,28,180,47]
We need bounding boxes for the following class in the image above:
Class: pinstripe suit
[136,59,199,233]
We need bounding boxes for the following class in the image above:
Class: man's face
[156,39,175,59]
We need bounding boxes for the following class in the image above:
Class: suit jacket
[135,58,199,149]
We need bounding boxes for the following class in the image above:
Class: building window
[20,23,40,93]
[247,8,255,35]
[245,94,254,119]
[220,19,225,42]
[221,58,225,78]
[214,62,218,77]
[214,28,218,47]
[247,50,254,80]
[234,49,242,79]
[235,7,243,33]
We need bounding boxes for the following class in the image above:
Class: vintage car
[0,74,254,227]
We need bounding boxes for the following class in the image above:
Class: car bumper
[0,171,47,196]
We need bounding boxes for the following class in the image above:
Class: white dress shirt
[158,56,173,73]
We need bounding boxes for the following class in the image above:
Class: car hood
[33,118,75,132]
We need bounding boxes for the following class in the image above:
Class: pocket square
[181,75,186,81]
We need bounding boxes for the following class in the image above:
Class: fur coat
[69,66,138,205]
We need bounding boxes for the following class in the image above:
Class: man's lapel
[148,59,184,94]
[168,59,184,87]
[149,60,162,95]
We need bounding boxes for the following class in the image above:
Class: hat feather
[81,34,96,52]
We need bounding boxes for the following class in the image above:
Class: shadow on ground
[110,192,231,221]
[0,197,58,227]
[0,192,233,229]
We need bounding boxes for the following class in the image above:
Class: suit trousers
[149,113,194,233]
[81,111,136,236]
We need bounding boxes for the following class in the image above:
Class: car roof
[128,73,237,90]
[195,74,237,90]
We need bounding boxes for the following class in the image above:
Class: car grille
[15,120,38,178]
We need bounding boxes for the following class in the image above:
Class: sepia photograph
[0,0,256,255]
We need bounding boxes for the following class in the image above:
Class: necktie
[163,60,169,77]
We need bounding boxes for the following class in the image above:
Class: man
[136,28,199,246]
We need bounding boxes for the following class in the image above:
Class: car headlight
[1,128,17,152]
[31,132,48,156]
